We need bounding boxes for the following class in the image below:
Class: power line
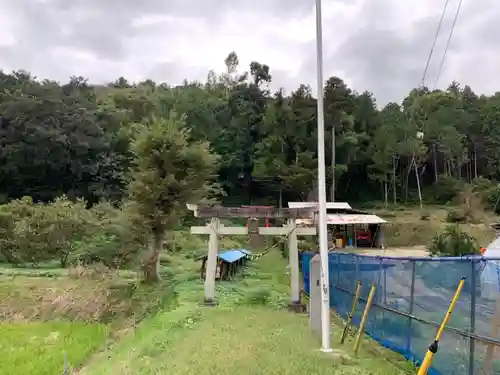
[420,0,450,87]
[434,0,463,89]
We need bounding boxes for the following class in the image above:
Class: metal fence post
[383,260,388,305]
[469,259,477,375]
[337,254,341,287]
[378,258,383,294]
[378,258,384,340]
[355,255,359,282]
[407,260,416,358]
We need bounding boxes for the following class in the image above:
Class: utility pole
[315,0,332,353]
[331,129,335,202]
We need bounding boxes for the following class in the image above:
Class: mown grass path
[83,250,413,375]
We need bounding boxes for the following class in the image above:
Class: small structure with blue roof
[199,248,252,280]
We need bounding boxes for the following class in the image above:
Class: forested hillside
[1,51,499,208]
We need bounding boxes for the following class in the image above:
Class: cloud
[0,0,498,104]
[314,0,500,104]
[330,17,439,105]
[148,61,209,85]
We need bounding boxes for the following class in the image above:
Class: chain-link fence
[301,252,500,375]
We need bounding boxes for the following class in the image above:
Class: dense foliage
[0,196,135,268]
[2,52,500,208]
[2,51,500,275]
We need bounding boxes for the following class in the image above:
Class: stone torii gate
[187,205,317,308]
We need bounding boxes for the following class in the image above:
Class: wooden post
[354,283,377,356]
[204,217,219,305]
[288,219,300,307]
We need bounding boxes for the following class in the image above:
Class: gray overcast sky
[0,0,497,105]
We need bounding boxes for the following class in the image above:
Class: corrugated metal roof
[295,214,386,225]
[219,249,247,263]
[295,218,314,225]
[326,214,386,225]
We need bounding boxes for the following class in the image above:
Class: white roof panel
[288,202,352,209]
[295,214,387,225]
[326,214,386,225]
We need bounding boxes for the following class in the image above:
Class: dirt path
[346,245,429,258]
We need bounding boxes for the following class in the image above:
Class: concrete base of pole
[201,298,218,307]
[317,348,352,362]
[320,348,333,353]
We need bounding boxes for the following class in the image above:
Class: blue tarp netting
[301,251,500,375]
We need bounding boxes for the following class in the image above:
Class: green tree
[2,52,500,214]
[127,113,220,283]
[369,125,397,207]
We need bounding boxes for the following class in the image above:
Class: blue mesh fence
[301,252,500,375]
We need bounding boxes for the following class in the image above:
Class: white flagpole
[315,0,332,352]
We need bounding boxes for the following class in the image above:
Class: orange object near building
[480,247,486,255]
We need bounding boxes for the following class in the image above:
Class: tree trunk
[414,158,423,209]
[405,158,412,204]
[384,179,388,209]
[143,230,165,283]
[467,155,471,183]
[433,143,439,183]
[60,252,70,268]
[392,156,397,205]
[473,143,478,180]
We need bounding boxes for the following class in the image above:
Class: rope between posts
[248,236,286,260]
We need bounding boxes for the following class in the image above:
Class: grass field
[0,321,108,375]
[0,257,187,375]
[84,304,413,375]
[1,205,498,374]
[0,231,417,375]
[82,250,413,375]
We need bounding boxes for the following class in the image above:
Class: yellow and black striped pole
[340,280,362,344]
[417,277,466,375]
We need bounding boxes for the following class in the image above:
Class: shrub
[472,177,500,214]
[483,185,500,214]
[0,196,90,267]
[428,176,464,204]
[446,187,484,224]
[429,224,479,257]
[71,201,139,268]
[0,196,137,268]
[446,209,467,223]
[472,176,494,192]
